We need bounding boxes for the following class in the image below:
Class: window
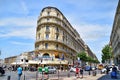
[57,13,59,17]
[63,46,64,49]
[56,27,59,32]
[63,31,64,35]
[63,36,64,42]
[56,34,59,40]
[43,53,50,58]
[46,26,49,30]
[48,12,50,15]
[47,18,49,21]
[46,34,49,39]
[45,43,48,49]
[56,44,58,49]
[38,33,40,39]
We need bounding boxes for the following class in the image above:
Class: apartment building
[35,7,96,67]
[110,1,120,65]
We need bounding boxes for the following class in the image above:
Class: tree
[77,51,87,61]
[101,44,112,63]
[87,56,93,62]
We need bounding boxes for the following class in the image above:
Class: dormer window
[57,13,59,17]
[48,12,50,15]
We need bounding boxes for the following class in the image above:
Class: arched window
[42,53,50,58]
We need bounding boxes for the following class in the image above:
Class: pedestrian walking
[80,66,84,78]
[111,64,117,79]
[106,66,110,74]
[17,65,22,80]
[75,66,79,78]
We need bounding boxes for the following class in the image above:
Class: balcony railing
[36,38,76,52]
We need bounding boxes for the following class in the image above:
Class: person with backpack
[111,64,117,79]
[17,65,22,80]
[75,65,79,78]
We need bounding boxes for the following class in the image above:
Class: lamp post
[58,60,61,79]
[23,58,26,80]
[23,57,28,80]
[60,61,61,71]
[67,62,70,77]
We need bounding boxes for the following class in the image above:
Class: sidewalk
[48,74,105,80]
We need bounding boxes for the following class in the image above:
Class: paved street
[0,70,120,80]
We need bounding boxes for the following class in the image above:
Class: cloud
[73,23,111,42]
[0,16,37,27]
[0,0,30,15]
[21,0,29,15]
[0,16,37,39]
[0,27,35,39]
[10,41,33,46]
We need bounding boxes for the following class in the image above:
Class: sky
[0,0,119,62]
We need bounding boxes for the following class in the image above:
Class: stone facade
[4,56,17,64]
[35,7,96,66]
[110,1,120,65]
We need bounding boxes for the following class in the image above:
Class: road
[0,70,104,80]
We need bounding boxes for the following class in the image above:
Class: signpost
[77,57,81,66]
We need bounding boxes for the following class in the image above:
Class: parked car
[69,67,76,72]
[101,68,107,73]
[47,66,57,74]
[0,67,5,75]
[98,64,104,70]
[85,66,91,71]
[101,66,119,73]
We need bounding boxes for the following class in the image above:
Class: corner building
[35,7,87,67]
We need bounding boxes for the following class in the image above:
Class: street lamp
[60,61,61,71]
[58,60,61,79]
[67,62,70,77]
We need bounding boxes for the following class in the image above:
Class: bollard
[7,75,11,80]
[24,74,25,80]
[42,72,44,80]
[58,70,59,79]
[36,71,38,80]
[89,71,91,75]
[100,70,102,74]
[93,70,96,76]
[68,72,70,77]
[48,72,49,79]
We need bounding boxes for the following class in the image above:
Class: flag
[61,54,64,60]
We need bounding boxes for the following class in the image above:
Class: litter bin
[93,70,96,76]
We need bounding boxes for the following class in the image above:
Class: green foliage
[93,59,100,63]
[77,51,87,61]
[77,51,99,63]
[87,56,93,62]
[101,44,112,63]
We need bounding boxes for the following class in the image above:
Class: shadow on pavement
[0,74,6,77]
[97,74,120,80]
